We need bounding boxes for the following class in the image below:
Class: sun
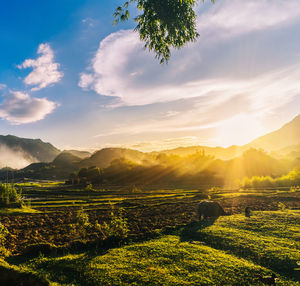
[216,114,264,147]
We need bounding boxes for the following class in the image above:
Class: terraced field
[0,183,299,285]
[7,210,300,286]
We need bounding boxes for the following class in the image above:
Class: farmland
[0,183,299,285]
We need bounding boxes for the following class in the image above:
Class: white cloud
[79,0,300,106]
[0,91,58,124]
[94,65,300,143]
[78,73,95,89]
[0,84,6,90]
[198,0,300,41]
[82,18,96,27]
[18,43,63,91]
[79,0,300,147]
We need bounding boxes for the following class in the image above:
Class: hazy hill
[10,151,81,180]
[0,135,60,169]
[80,148,150,168]
[64,150,91,159]
[224,148,290,182]
[248,115,300,151]
[52,151,82,166]
[1,114,299,179]
[158,115,300,158]
[271,143,300,160]
[157,145,246,160]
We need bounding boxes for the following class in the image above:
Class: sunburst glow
[216,115,264,147]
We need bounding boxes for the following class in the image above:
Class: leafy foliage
[0,223,9,257]
[114,0,212,63]
[0,183,22,207]
[85,183,95,192]
[95,206,129,240]
[70,208,91,239]
[239,167,300,188]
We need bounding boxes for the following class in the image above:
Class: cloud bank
[0,43,61,124]
[18,43,63,91]
[78,0,300,146]
[79,0,300,106]
[0,91,57,124]
[0,84,6,90]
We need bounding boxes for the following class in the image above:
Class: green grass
[27,189,199,210]
[0,206,41,215]
[182,211,300,279]
[13,235,298,286]
[8,211,300,285]
[3,184,299,285]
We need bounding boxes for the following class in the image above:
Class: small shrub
[278,202,288,211]
[207,186,221,193]
[70,208,91,239]
[85,184,95,192]
[130,185,142,193]
[0,184,23,207]
[0,223,9,257]
[289,186,299,192]
[95,206,128,241]
[245,206,252,218]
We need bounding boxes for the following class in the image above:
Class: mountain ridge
[247,115,300,151]
[0,114,299,170]
[0,135,60,168]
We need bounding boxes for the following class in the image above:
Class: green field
[6,210,300,286]
[0,183,299,285]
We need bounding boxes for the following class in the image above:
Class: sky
[0,0,300,152]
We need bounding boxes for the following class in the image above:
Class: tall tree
[114,0,213,64]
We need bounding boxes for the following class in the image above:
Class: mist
[0,145,36,169]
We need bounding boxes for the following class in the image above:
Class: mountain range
[0,114,299,175]
[247,114,300,151]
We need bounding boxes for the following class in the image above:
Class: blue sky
[0,0,300,151]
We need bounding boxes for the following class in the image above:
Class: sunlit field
[3,205,300,285]
[0,182,299,285]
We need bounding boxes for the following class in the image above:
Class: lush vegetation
[240,167,300,188]
[65,148,295,188]
[9,211,300,285]
[3,146,298,190]
[114,0,205,63]
[0,183,23,207]
[0,223,8,257]
[0,180,297,285]
[185,211,300,279]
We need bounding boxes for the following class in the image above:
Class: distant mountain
[52,151,82,166]
[248,115,300,151]
[0,135,60,168]
[224,148,290,182]
[9,151,81,180]
[271,143,300,159]
[80,148,150,168]
[63,150,91,159]
[157,145,247,160]
[1,114,299,179]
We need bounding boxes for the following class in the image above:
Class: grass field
[9,211,300,285]
[0,183,299,285]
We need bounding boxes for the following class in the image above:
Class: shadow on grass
[179,219,216,242]
[161,219,216,243]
